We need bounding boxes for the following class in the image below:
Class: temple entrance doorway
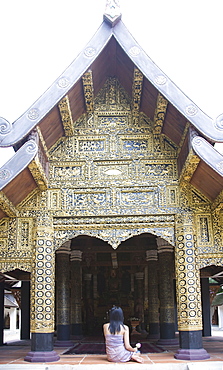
[76,233,154,336]
[56,233,160,337]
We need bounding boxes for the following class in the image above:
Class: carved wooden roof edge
[0,22,113,147]
[112,21,223,143]
[0,139,38,191]
[191,132,223,178]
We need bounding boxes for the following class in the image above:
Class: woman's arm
[123,325,137,352]
[103,323,110,335]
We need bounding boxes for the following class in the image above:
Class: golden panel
[58,95,74,136]
[166,186,179,207]
[179,150,200,185]
[17,218,33,251]
[195,214,213,253]
[0,218,9,235]
[48,190,61,210]
[28,157,48,191]
[82,71,94,114]
[0,191,18,217]
[0,239,6,253]
[153,93,168,135]
[131,67,143,124]
[0,260,31,273]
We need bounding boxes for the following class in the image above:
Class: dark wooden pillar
[201,278,211,336]
[157,238,177,345]
[70,250,83,338]
[21,281,30,340]
[55,241,73,347]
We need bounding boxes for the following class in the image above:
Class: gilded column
[70,250,83,338]
[157,238,177,345]
[24,212,59,362]
[174,213,210,360]
[55,241,73,347]
[146,250,159,338]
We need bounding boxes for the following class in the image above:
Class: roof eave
[0,139,38,191]
[191,132,223,177]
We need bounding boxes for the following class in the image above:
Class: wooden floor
[0,335,223,368]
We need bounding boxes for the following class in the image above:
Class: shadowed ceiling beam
[58,95,74,136]
[82,70,94,114]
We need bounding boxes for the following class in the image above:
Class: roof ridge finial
[104,0,122,27]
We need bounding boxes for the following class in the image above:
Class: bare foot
[132,353,144,363]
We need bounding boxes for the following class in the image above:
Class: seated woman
[103,306,144,363]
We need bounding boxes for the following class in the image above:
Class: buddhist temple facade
[0,1,223,362]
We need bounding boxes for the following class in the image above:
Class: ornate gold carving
[175,213,203,331]
[177,122,190,155]
[53,214,175,249]
[58,95,74,136]
[211,189,223,212]
[48,189,61,210]
[199,255,223,269]
[30,215,55,333]
[131,68,143,124]
[17,218,33,251]
[82,70,94,114]
[95,78,131,111]
[0,191,19,217]
[36,126,49,158]
[1,75,223,337]
[17,189,39,210]
[28,157,48,191]
[0,218,32,272]
[0,261,31,273]
[179,150,200,186]
[195,214,213,252]
[212,208,223,254]
[153,93,168,135]
[166,186,179,206]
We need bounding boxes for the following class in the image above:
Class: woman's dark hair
[108,306,125,334]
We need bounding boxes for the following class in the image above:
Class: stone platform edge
[0,362,223,370]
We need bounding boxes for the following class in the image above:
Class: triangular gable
[0,14,223,147]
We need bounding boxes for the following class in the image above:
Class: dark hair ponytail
[108,306,125,334]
